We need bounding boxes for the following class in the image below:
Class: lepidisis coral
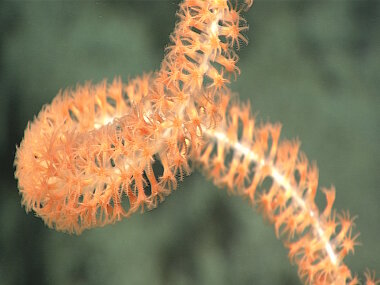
[14,1,378,284]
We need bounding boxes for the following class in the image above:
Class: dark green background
[0,1,379,284]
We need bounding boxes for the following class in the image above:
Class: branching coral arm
[159,0,252,91]
[197,97,374,285]
[154,0,252,121]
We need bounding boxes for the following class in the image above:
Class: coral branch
[13,0,377,284]
[197,97,378,284]
[198,99,356,284]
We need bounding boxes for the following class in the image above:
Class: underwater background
[0,1,379,284]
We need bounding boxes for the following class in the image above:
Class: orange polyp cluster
[15,77,154,233]
[14,1,378,284]
[15,0,252,234]
[198,100,376,284]
[159,0,250,102]
[15,74,203,234]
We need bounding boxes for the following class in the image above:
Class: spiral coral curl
[14,1,378,285]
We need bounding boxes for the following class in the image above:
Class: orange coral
[15,0,250,235]
[14,0,377,284]
[197,101,372,284]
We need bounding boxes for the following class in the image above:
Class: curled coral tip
[14,76,190,234]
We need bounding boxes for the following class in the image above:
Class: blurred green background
[0,1,379,284]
